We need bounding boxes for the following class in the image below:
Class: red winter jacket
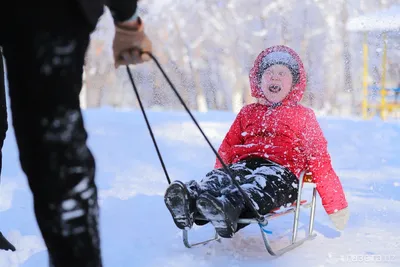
[214,45,348,215]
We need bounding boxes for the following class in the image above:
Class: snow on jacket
[214,45,348,215]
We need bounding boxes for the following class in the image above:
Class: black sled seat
[182,170,317,256]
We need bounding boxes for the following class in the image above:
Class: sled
[125,55,317,256]
[182,170,317,256]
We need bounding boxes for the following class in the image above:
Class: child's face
[260,65,293,103]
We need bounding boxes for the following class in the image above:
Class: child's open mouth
[268,85,281,93]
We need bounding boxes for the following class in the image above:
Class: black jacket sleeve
[106,0,139,22]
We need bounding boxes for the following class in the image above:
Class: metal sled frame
[182,171,317,256]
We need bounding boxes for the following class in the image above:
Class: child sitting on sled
[164,45,349,238]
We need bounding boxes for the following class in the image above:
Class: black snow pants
[187,157,299,224]
[0,3,101,267]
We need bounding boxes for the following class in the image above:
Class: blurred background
[82,0,400,120]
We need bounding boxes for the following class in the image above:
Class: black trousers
[0,49,7,181]
[187,158,299,219]
[0,3,101,267]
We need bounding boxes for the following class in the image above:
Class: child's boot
[164,181,197,229]
[196,191,244,238]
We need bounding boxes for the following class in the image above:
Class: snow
[346,4,400,32]
[0,107,400,266]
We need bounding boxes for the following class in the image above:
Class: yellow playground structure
[347,5,400,120]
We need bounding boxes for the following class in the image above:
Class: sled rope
[124,58,171,185]
[125,51,265,223]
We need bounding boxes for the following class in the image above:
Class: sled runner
[182,171,317,256]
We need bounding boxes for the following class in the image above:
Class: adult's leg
[0,48,7,181]
[1,3,101,267]
[0,232,15,252]
[0,48,15,252]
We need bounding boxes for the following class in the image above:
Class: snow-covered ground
[0,107,399,267]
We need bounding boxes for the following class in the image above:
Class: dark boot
[0,232,16,252]
[164,181,198,230]
[196,190,245,238]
